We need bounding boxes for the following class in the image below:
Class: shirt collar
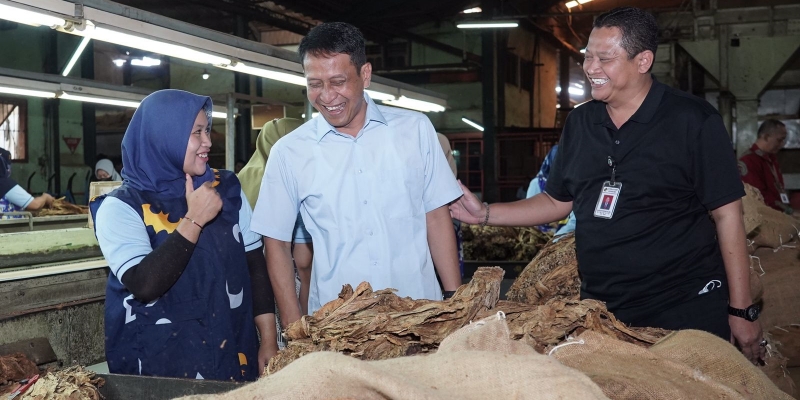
[314,92,388,142]
[592,75,665,126]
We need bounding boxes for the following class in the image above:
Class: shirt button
[615,140,620,144]
[358,169,362,173]
[363,200,367,204]
[372,262,377,266]
[368,230,373,236]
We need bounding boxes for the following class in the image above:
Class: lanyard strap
[761,154,785,193]
[607,156,617,185]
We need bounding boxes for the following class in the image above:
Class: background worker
[739,119,794,214]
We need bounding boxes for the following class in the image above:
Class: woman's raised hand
[185,174,222,226]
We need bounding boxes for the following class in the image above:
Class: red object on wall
[62,136,81,154]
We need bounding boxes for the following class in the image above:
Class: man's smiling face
[304,52,372,137]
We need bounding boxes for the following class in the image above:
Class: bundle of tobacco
[461,224,551,261]
[266,267,505,375]
[36,198,88,216]
[0,353,38,385]
[477,299,671,354]
[506,233,579,304]
[21,366,103,400]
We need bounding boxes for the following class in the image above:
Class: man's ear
[361,62,372,88]
[637,50,654,74]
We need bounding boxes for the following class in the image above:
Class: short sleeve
[421,118,462,212]
[292,214,312,244]
[95,196,152,279]
[5,185,34,209]
[545,131,573,202]
[250,142,300,242]
[238,190,262,252]
[692,114,745,210]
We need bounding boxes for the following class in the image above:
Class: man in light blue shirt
[250,22,462,323]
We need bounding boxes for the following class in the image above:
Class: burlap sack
[754,247,800,330]
[758,331,796,398]
[752,206,799,249]
[750,265,764,304]
[506,233,580,305]
[650,329,793,399]
[743,183,765,235]
[551,330,747,399]
[771,325,800,368]
[180,313,611,400]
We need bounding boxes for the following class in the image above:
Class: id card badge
[781,192,790,204]
[594,181,622,219]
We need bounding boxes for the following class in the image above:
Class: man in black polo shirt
[451,6,765,364]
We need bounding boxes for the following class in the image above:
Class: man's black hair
[298,22,367,75]
[757,119,786,138]
[593,7,659,61]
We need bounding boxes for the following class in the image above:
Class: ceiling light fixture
[382,96,445,113]
[365,90,397,101]
[59,92,141,108]
[76,21,232,67]
[0,3,66,27]
[62,37,92,77]
[112,59,126,67]
[223,61,306,86]
[202,70,210,80]
[462,7,482,13]
[457,21,519,29]
[0,86,56,98]
[461,117,484,132]
[130,56,161,67]
[565,1,579,9]
[577,0,593,4]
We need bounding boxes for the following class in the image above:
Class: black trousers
[628,287,731,340]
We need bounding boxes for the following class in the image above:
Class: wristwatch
[728,304,761,322]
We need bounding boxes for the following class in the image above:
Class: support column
[225,94,236,171]
[735,99,759,156]
[234,15,251,165]
[481,28,498,203]
[717,92,733,140]
[559,49,571,109]
[81,40,96,168]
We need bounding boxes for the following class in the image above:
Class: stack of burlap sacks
[742,184,800,397]
[179,182,798,400]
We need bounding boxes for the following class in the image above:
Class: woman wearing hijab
[94,158,122,181]
[90,90,276,381]
[238,118,314,315]
[0,147,54,216]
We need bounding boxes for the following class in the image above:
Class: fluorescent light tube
[461,117,484,132]
[78,21,232,67]
[462,7,482,13]
[211,111,227,119]
[457,21,519,29]
[131,56,161,67]
[0,3,66,27]
[224,62,306,86]
[365,90,397,101]
[59,92,141,108]
[0,86,56,98]
[382,96,445,112]
[565,1,579,8]
[62,37,92,77]
[577,0,592,4]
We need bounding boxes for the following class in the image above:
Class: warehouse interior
[1,0,800,398]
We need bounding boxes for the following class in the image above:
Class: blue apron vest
[90,169,258,381]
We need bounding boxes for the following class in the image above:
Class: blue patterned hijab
[121,90,214,198]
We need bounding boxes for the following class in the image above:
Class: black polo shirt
[545,77,744,324]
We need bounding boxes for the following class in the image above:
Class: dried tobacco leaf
[506,233,580,305]
[462,224,551,261]
[21,366,103,400]
[36,198,88,216]
[267,267,505,375]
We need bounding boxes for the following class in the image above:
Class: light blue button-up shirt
[251,94,462,313]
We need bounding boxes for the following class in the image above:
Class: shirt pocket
[379,166,424,219]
